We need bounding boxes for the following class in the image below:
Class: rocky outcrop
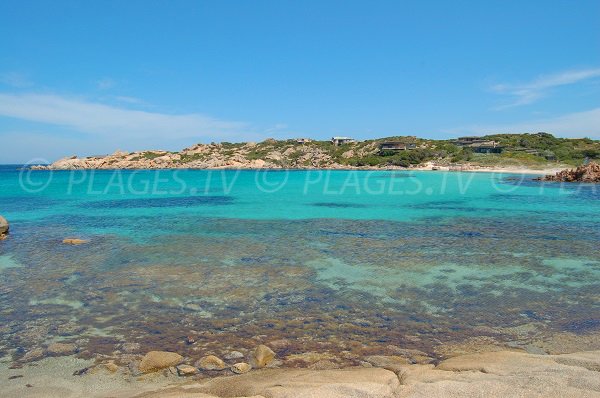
[0,215,9,239]
[134,350,600,398]
[29,140,371,170]
[542,162,600,182]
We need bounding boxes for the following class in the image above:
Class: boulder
[0,215,8,238]
[231,362,252,374]
[138,351,183,373]
[252,345,275,368]
[196,355,227,371]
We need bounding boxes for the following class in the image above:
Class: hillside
[34,133,600,170]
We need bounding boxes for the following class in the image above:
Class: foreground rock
[138,351,183,373]
[542,162,600,182]
[134,350,600,398]
[0,215,8,239]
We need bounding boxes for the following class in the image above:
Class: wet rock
[309,360,340,370]
[0,215,8,239]
[176,364,199,376]
[121,342,141,353]
[196,355,226,371]
[268,339,291,352]
[252,344,275,368]
[364,355,411,372]
[139,351,183,373]
[223,351,244,360]
[62,238,89,245]
[103,361,119,373]
[22,348,45,362]
[46,343,78,356]
[231,362,252,374]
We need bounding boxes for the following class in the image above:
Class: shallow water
[0,166,599,363]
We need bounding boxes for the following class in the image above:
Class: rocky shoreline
[540,162,600,183]
[3,348,599,397]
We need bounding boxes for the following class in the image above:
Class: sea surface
[0,165,599,363]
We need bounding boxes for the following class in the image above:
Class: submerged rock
[46,343,78,356]
[63,238,89,245]
[22,348,45,362]
[0,215,8,239]
[139,351,183,373]
[223,350,244,360]
[196,355,226,371]
[252,345,275,368]
[176,364,199,376]
[541,162,600,183]
[231,362,252,374]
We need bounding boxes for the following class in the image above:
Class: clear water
[0,166,599,363]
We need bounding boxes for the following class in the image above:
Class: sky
[1,0,600,163]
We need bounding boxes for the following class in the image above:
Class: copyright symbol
[19,158,53,193]
[254,169,289,193]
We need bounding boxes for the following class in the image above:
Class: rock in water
[542,162,600,183]
[0,215,8,239]
[63,238,89,245]
[252,345,275,368]
[46,343,78,356]
[196,355,226,371]
[176,364,198,376]
[139,351,183,373]
[223,351,244,360]
[231,362,252,374]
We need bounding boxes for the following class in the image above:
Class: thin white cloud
[0,72,33,88]
[491,68,600,109]
[448,107,600,139]
[0,93,247,140]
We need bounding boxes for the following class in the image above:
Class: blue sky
[1,0,600,163]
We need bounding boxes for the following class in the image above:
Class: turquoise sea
[0,165,599,362]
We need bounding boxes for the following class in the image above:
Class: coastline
[3,348,599,397]
[28,164,562,175]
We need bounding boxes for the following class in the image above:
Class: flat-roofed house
[331,137,356,146]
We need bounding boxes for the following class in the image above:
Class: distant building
[331,136,356,146]
[379,141,417,153]
[454,136,503,154]
[296,138,312,144]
